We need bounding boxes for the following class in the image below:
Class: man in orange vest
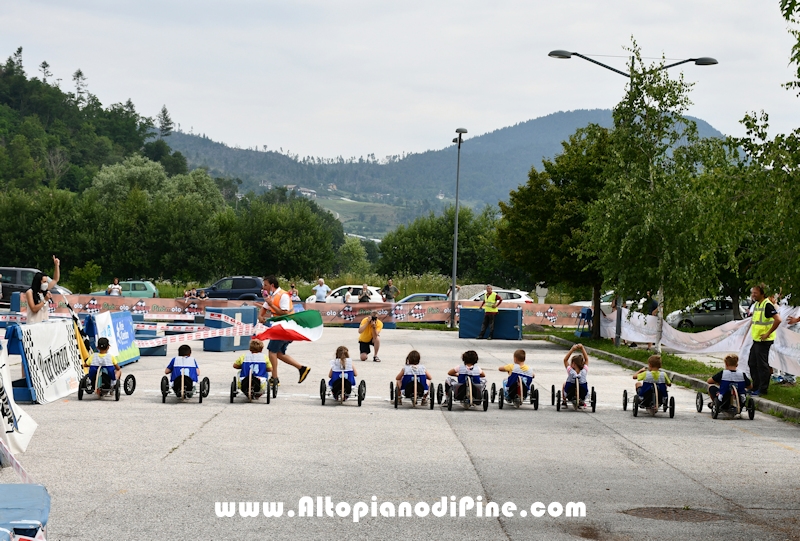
[747,283,782,396]
[259,275,311,385]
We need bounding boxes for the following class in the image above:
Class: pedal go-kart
[490,377,539,410]
[437,375,489,412]
[623,386,675,418]
[229,372,277,404]
[161,374,210,403]
[551,384,596,412]
[320,378,366,406]
[391,377,434,409]
[695,389,755,420]
[78,367,136,401]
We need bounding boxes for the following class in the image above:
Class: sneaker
[298,366,310,384]
[487,337,493,341]
[269,377,280,387]
[750,390,760,396]
[421,395,428,406]
[397,396,402,405]
[373,356,381,362]
[580,401,587,408]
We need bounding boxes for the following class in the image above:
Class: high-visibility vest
[484,292,499,313]
[751,299,776,342]
[267,289,293,316]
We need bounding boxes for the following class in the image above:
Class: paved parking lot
[3,328,800,540]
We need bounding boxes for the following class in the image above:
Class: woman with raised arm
[25,255,61,324]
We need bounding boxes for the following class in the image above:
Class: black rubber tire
[623,389,628,411]
[533,389,539,410]
[747,397,755,420]
[678,319,693,329]
[591,388,597,413]
[78,376,85,400]
[160,376,169,395]
[394,386,399,408]
[498,389,504,409]
[447,386,453,411]
[265,382,271,404]
[633,398,639,417]
[358,381,365,407]
[124,374,136,395]
[85,375,95,394]
[669,396,675,418]
[201,377,210,398]
[230,380,236,403]
[429,389,434,410]
[556,390,561,411]
[115,380,120,401]
[696,392,704,413]
[272,379,278,398]
[711,402,719,419]
[319,379,326,405]
[437,383,443,405]
[199,386,203,404]
[490,382,496,403]
[389,382,394,402]
[551,385,555,406]
[530,386,535,405]
[483,389,489,411]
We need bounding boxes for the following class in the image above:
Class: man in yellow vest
[747,284,782,396]
[477,285,502,340]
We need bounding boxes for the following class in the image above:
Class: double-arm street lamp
[450,128,467,329]
[548,49,717,347]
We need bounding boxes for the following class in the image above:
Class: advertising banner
[0,347,37,455]
[93,311,140,365]
[19,320,83,404]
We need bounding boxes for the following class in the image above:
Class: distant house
[327,183,337,191]
[286,185,317,198]
[437,191,445,200]
[259,180,272,189]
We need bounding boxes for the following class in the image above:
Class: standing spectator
[25,255,60,325]
[358,310,382,362]
[344,287,354,304]
[446,284,461,300]
[642,290,658,350]
[477,285,502,340]
[748,284,782,396]
[258,275,311,385]
[381,278,400,302]
[197,289,207,299]
[289,283,301,302]
[107,277,122,296]
[312,278,331,303]
[358,284,371,303]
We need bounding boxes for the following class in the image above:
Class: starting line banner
[0,347,37,455]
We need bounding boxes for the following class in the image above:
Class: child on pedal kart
[446,350,486,401]
[165,344,201,398]
[562,344,589,407]
[328,345,358,401]
[395,350,432,405]
[632,355,672,407]
[706,354,752,411]
[84,337,121,395]
[233,339,272,398]
[498,349,534,402]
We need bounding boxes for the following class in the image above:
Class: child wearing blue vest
[707,354,752,409]
[499,349,534,401]
[446,350,486,400]
[166,344,201,397]
[395,350,433,405]
[328,345,358,400]
[85,337,121,394]
[562,343,589,406]
[233,339,272,398]
[632,355,671,406]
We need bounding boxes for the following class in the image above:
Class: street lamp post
[450,128,467,328]
[548,49,717,347]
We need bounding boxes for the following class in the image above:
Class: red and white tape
[135,322,266,348]
[133,323,208,332]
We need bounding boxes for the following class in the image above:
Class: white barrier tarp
[20,320,83,404]
[0,347,37,454]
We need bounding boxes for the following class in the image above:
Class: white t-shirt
[262,288,291,315]
[330,358,354,372]
[108,284,122,296]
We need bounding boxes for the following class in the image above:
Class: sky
[1,1,798,159]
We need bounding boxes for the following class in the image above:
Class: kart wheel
[622,389,628,411]
[437,383,443,405]
[551,384,555,406]
[124,374,136,395]
[394,386,399,409]
[498,390,504,409]
[265,382,271,404]
[632,397,639,417]
[115,380,120,401]
[162,392,166,403]
[669,396,675,418]
[201,377,210,398]
[199,386,203,404]
[556,390,561,411]
[358,381,365,407]
[160,375,169,395]
[490,382,496,403]
[695,392,704,413]
[429,388,434,410]
[271,378,278,398]
[389,382,394,402]
[533,388,539,410]
[230,380,236,403]
[747,397,755,420]
[78,376,85,401]
[483,389,489,411]
[591,387,596,413]
[711,402,719,419]
[447,386,453,411]
[319,379,326,405]
[85,375,95,394]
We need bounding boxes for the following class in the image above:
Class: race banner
[16,294,257,318]
[93,311,140,365]
[0,347,37,454]
[19,320,83,404]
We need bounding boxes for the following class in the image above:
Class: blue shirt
[312,284,331,301]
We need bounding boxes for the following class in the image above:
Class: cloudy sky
[1,1,797,158]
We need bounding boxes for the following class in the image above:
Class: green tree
[157,105,173,138]
[90,155,167,203]
[336,236,371,275]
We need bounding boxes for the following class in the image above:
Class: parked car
[51,285,73,296]
[468,289,535,304]
[666,298,746,328]
[318,285,382,303]
[198,276,263,301]
[397,293,449,304]
[91,280,160,298]
[0,266,40,306]
[570,291,616,315]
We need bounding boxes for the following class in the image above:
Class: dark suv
[0,267,40,307]
[201,276,264,300]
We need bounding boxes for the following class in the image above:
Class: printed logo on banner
[545,307,558,323]
[132,300,148,315]
[21,321,83,404]
[85,298,101,314]
[0,370,20,434]
[110,312,140,365]
[392,305,406,321]
[409,303,426,320]
[338,305,356,322]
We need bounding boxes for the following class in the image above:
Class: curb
[526,334,800,422]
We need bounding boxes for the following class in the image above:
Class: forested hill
[169,109,725,203]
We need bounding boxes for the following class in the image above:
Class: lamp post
[450,128,467,328]
[548,49,717,347]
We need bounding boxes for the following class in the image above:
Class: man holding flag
[257,276,313,385]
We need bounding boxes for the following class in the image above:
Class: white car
[307,285,383,303]
[468,289,535,304]
[571,291,616,315]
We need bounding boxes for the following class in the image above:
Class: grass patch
[396,322,456,331]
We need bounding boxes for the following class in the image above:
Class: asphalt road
[4,328,800,540]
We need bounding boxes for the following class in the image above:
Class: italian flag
[254,310,324,342]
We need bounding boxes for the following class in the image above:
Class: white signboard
[0,347,37,454]
[20,320,83,404]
